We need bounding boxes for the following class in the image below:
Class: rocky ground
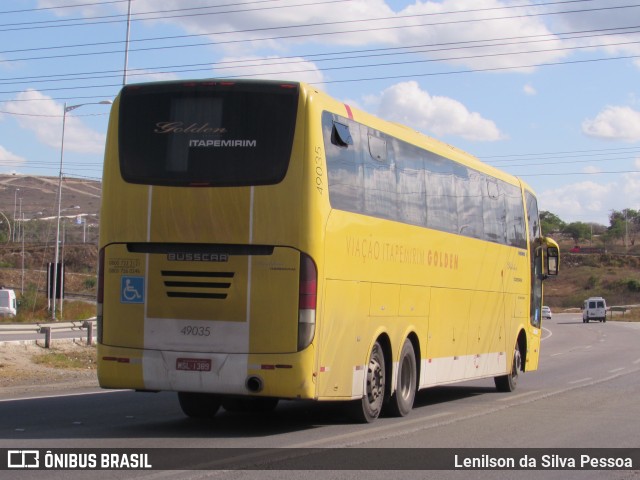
[0,341,98,398]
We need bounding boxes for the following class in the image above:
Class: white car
[541,306,552,320]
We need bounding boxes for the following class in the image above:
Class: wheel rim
[512,347,521,380]
[366,348,384,407]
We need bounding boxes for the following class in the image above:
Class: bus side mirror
[546,246,559,276]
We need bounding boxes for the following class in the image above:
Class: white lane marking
[290,412,453,448]
[497,390,540,402]
[0,389,128,403]
[568,377,592,384]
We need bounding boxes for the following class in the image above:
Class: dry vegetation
[545,253,640,310]
[0,342,97,394]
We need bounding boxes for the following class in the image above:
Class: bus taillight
[298,253,317,351]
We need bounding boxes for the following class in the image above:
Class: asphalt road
[2,312,640,480]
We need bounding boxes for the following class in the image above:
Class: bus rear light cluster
[298,253,317,351]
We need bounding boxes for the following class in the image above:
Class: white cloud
[367,81,504,141]
[539,175,640,225]
[214,56,325,85]
[550,4,640,62]
[3,90,108,154]
[0,145,27,172]
[523,84,537,96]
[49,0,567,71]
[582,106,640,142]
[394,0,567,72]
[126,70,181,84]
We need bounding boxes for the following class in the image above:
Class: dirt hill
[0,174,100,222]
[545,253,640,309]
[0,174,100,297]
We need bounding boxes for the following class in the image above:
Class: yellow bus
[97,79,559,422]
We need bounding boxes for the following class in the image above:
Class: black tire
[222,397,279,413]
[350,341,386,423]
[385,338,417,417]
[177,392,221,419]
[494,342,521,393]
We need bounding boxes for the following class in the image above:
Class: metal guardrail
[0,318,96,347]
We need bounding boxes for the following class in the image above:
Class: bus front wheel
[385,338,417,417]
[494,342,521,392]
[178,392,221,419]
[351,341,386,423]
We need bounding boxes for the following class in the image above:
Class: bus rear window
[118,81,299,186]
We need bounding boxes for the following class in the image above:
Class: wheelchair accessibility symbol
[121,276,144,304]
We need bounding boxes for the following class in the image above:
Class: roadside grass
[611,308,640,322]
[32,346,97,370]
[545,261,640,310]
[5,286,96,323]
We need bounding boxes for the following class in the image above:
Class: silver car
[541,306,552,319]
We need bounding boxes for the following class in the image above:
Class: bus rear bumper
[98,343,316,399]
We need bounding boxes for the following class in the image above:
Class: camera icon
[7,450,40,468]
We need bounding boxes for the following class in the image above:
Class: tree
[609,209,639,246]
[563,222,591,243]
[540,211,565,235]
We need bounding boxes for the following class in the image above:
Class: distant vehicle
[0,288,17,318]
[569,246,605,254]
[583,297,607,323]
[541,306,552,319]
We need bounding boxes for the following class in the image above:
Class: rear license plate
[176,358,212,372]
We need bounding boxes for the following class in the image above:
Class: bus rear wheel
[385,338,417,417]
[350,341,386,423]
[177,392,221,419]
[494,342,521,392]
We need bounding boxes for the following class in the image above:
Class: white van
[583,297,607,323]
[0,288,17,318]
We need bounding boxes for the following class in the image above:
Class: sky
[1,0,640,226]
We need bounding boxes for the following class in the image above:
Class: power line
[518,170,640,176]
[0,0,129,15]
[0,0,353,31]
[2,48,639,104]
[315,53,640,85]
[4,38,640,95]
[2,1,635,62]
[497,155,640,168]
[2,24,640,88]
[0,0,590,49]
[0,110,109,118]
[480,145,640,160]
[484,147,640,164]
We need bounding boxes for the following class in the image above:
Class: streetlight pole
[52,100,112,321]
[123,0,132,85]
[12,189,19,242]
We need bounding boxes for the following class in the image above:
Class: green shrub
[585,276,598,290]
[627,279,640,293]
